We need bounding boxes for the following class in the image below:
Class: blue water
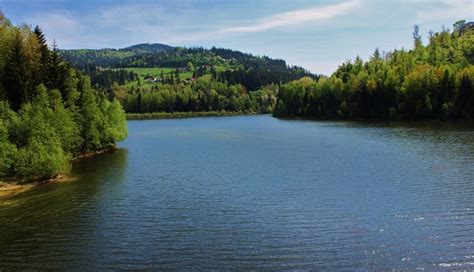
[1,115,473,270]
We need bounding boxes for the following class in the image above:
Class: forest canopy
[0,13,128,182]
[274,21,474,120]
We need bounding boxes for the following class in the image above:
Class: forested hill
[61,45,316,91]
[274,21,474,120]
[122,43,174,54]
[59,43,173,67]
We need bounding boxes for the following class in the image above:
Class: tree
[371,48,381,61]
[175,68,180,84]
[103,98,128,144]
[79,78,103,151]
[456,70,473,118]
[0,109,17,175]
[453,20,466,33]
[136,90,143,113]
[3,30,28,110]
[47,40,67,93]
[186,61,194,71]
[413,25,422,49]
[33,26,49,84]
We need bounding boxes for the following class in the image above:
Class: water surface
[1,115,473,270]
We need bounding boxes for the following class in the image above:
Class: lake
[0,115,473,270]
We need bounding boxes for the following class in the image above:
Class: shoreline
[126,111,261,120]
[0,175,71,198]
[72,146,117,160]
[273,115,474,124]
[0,147,117,198]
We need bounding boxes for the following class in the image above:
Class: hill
[59,43,173,67]
[61,45,317,92]
[121,43,174,54]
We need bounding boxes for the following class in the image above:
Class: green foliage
[101,98,128,145]
[275,23,474,120]
[0,118,17,174]
[122,78,277,114]
[3,30,28,110]
[0,14,128,182]
[14,131,70,180]
[78,78,103,151]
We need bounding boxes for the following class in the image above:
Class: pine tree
[175,69,180,84]
[3,31,27,110]
[33,26,49,85]
[47,40,67,92]
[137,90,142,113]
[413,25,422,49]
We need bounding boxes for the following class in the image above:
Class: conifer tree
[3,30,27,110]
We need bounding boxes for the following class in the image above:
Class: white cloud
[29,12,85,47]
[164,0,362,43]
[221,0,361,33]
[24,0,362,47]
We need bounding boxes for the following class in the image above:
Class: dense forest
[122,80,277,114]
[0,13,128,182]
[274,21,474,120]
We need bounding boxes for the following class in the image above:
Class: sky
[1,0,473,75]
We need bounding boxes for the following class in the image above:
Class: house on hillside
[144,74,158,83]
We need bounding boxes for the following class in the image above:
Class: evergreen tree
[413,25,422,49]
[3,30,27,110]
[175,68,180,84]
[47,40,67,93]
[33,26,49,85]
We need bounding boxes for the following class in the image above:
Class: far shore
[125,111,263,120]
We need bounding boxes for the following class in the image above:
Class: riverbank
[0,175,71,198]
[273,114,474,124]
[72,147,117,160]
[0,148,118,198]
[126,111,259,120]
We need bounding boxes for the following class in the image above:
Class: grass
[116,65,229,87]
[123,67,194,81]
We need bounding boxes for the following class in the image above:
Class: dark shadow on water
[0,148,128,269]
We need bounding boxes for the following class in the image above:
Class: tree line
[120,78,277,114]
[274,21,474,120]
[0,13,127,181]
[82,64,138,89]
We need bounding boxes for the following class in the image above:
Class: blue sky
[1,0,473,75]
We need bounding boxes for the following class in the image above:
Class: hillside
[61,45,316,92]
[59,43,173,68]
[121,43,174,54]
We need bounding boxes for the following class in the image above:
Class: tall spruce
[3,30,27,111]
[47,40,67,93]
[33,26,50,85]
